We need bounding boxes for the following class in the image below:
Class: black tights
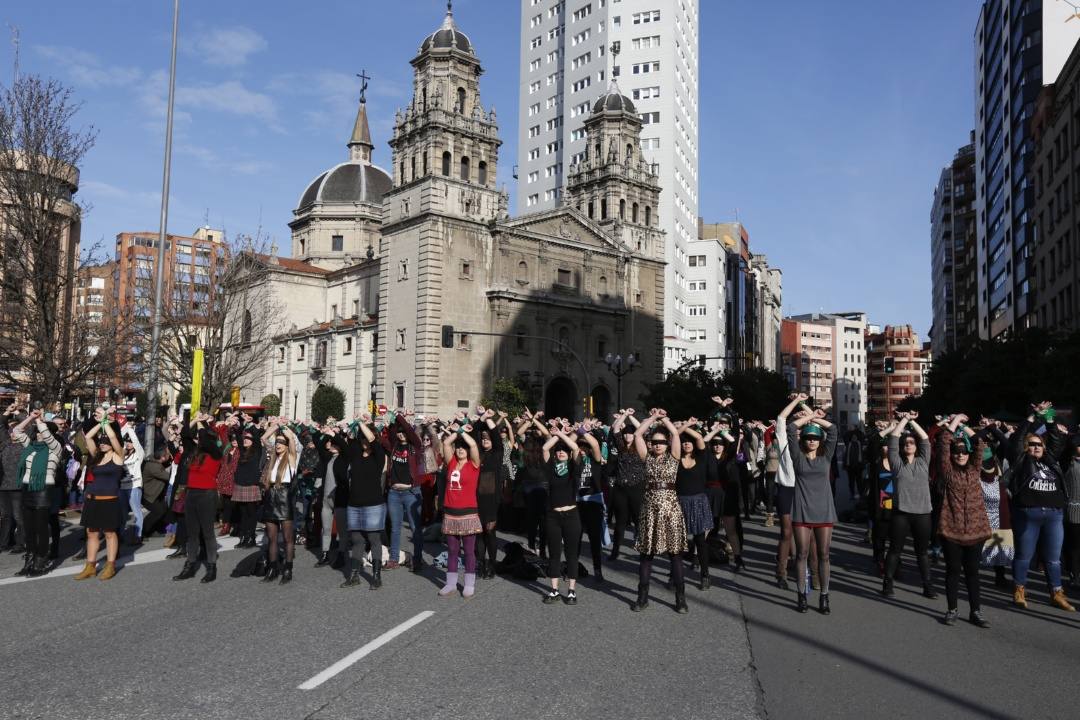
[885,511,932,586]
[794,526,832,594]
[22,506,50,558]
[609,486,643,558]
[265,520,294,563]
[238,502,258,537]
[350,530,382,569]
[476,525,498,566]
[639,551,684,586]
[691,532,708,575]
[942,539,981,612]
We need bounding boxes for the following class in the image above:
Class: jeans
[320,493,350,556]
[129,487,143,537]
[1012,506,1065,589]
[294,494,313,535]
[387,487,423,562]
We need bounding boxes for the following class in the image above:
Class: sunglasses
[950,448,970,455]
[650,439,669,446]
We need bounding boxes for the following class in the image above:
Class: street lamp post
[605,352,638,410]
[293,389,298,421]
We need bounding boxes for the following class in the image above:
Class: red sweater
[187,455,222,490]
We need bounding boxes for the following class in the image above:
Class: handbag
[984,528,1013,552]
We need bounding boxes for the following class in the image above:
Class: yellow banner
[231,385,241,408]
[191,348,204,413]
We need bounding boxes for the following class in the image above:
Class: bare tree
[0,74,104,402]
[136,234,284,411]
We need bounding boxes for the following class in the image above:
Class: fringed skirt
[678,493,714,535]
[443,508,482,536]
[636,488,687,556]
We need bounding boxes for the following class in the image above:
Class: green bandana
[17,441,50,492]
[555,461,568,477]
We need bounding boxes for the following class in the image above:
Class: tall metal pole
[143,0,180,456]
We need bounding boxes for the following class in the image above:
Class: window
[458,333,471,350]
[517,260,529,283]
[395,384,406,408]
[632,86,660,100]
[597,337,607,359]
[688,280,706,291]
[331,303,338,317]
[441,151,451,176]
[515,329,528,352]
[461,260,473,279]
[398,259,408,280]
[396,328,407,350]
[528,148,540,161]
[278,346,285,363]
[529,124,540,138]
[545,117,562,131]
[546,141,560,154]
[478,161,487,185]
[344,337,353,355]
[639,111,660,124]
[632,10,661,23]
[687,305,706,317]
[631,35,660,49]
[528,102,540,116]
[572,4,591,21]
[572,77,591,93]
[530,13,542,27]
[297,344,305,361]
[632,62,660,74]
[529,80,541,94]
[460,156,470,181]
[688,255,706,267]
[530,36,542,49]
[557,268,573,286]
[598,275,609,295]
[456,87,466,114]
[527,193,539,207]
[331,235,344,252]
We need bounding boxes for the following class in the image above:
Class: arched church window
[456,87,467,114]
[460,156,470,182]
[626,143,633,160]
[601,198,607,220]
[594,143,602,163]
[242,310,252,344]
[422,87,428,111]
[588,201,594,219]
[410,156,416,181]
[399,161,405,184]
[632,203,639,223]
[442,151,451,176]
[478,161,487,185]
[619,199,626,220]
[598,275,609,295]
[645,206,652,226]
[423,153,429,176]
[516,260,528,283]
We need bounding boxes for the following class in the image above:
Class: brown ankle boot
[1012,585,1027,609]
[74,562,97,580]
[98,561,117,581]
[1051,589,1076,612]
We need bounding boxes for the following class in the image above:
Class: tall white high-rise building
[517,0,700,370]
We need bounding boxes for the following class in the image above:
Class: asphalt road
[0,494,1077,720]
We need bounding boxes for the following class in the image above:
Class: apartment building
[517,0,699,370]
[865,324,929,420]
[783,312,867,427]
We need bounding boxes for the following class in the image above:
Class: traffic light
[441,325,455,348]
[884,357,895,375]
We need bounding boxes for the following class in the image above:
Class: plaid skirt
[231,484,263,503]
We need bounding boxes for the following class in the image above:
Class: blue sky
[0,1,980,338]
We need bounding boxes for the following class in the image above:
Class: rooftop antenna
[7,24,19,83]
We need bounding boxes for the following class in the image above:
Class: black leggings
[350,530,382,570]
[577,500,605,571]
[609,485,643,557]
[942,539,981,612]
[691,533,709,575]
[639,552,684,586]
[546,508,581,579]
[22,505,50,558]
[237,502,259,538]
[885,511,932,585]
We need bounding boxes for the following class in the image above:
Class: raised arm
[459,427,481,467]
[661,414,681,460]
[577,430,603,463]
[101,421,124,457]
[633,411,661,460]
[679,418,706,451]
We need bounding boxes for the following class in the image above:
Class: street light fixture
[605,351,638,410]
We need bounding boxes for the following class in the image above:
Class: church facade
[238,7,665,420]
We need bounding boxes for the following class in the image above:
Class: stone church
[240,6,665,420]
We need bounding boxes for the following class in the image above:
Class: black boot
[881,577,895,597]
[797,593,808,613]
[262,561,280,583]
[819,593,831,615]
[26,556,48,577]
[700,569,711,591]
[172,561,198,581]
[200,563,217,583]
[630,583,650,612]
[315,551,331,567]
[411,555,424,574]
[734,554,746,571]
[251,556,267,577]
[331,552,345,570]
[370,560,382,589]
[674,582,689,614]
[922,583,938,599]
[167,546,187,560]
[341,568,361,587]
[279,561,293,585]
[476,558,488,579]
[14,552,32,577]
[592,564,604,584]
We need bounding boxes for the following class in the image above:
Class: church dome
[296,161,392,211]
[420,6,474,55]
[592,90,636,116]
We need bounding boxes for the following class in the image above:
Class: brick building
[865,324,929,420]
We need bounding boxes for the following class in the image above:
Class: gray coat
[0,425,23,492]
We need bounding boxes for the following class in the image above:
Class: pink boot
[438,569,459,597]
[463,572,476,599]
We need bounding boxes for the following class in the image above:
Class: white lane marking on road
[297,611,436,691]
[0,536,243,587]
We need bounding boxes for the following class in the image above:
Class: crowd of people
[1,393,1077,626]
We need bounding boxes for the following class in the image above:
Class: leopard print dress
[635,454,688,556]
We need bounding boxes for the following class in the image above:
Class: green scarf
[17,441,50,492]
